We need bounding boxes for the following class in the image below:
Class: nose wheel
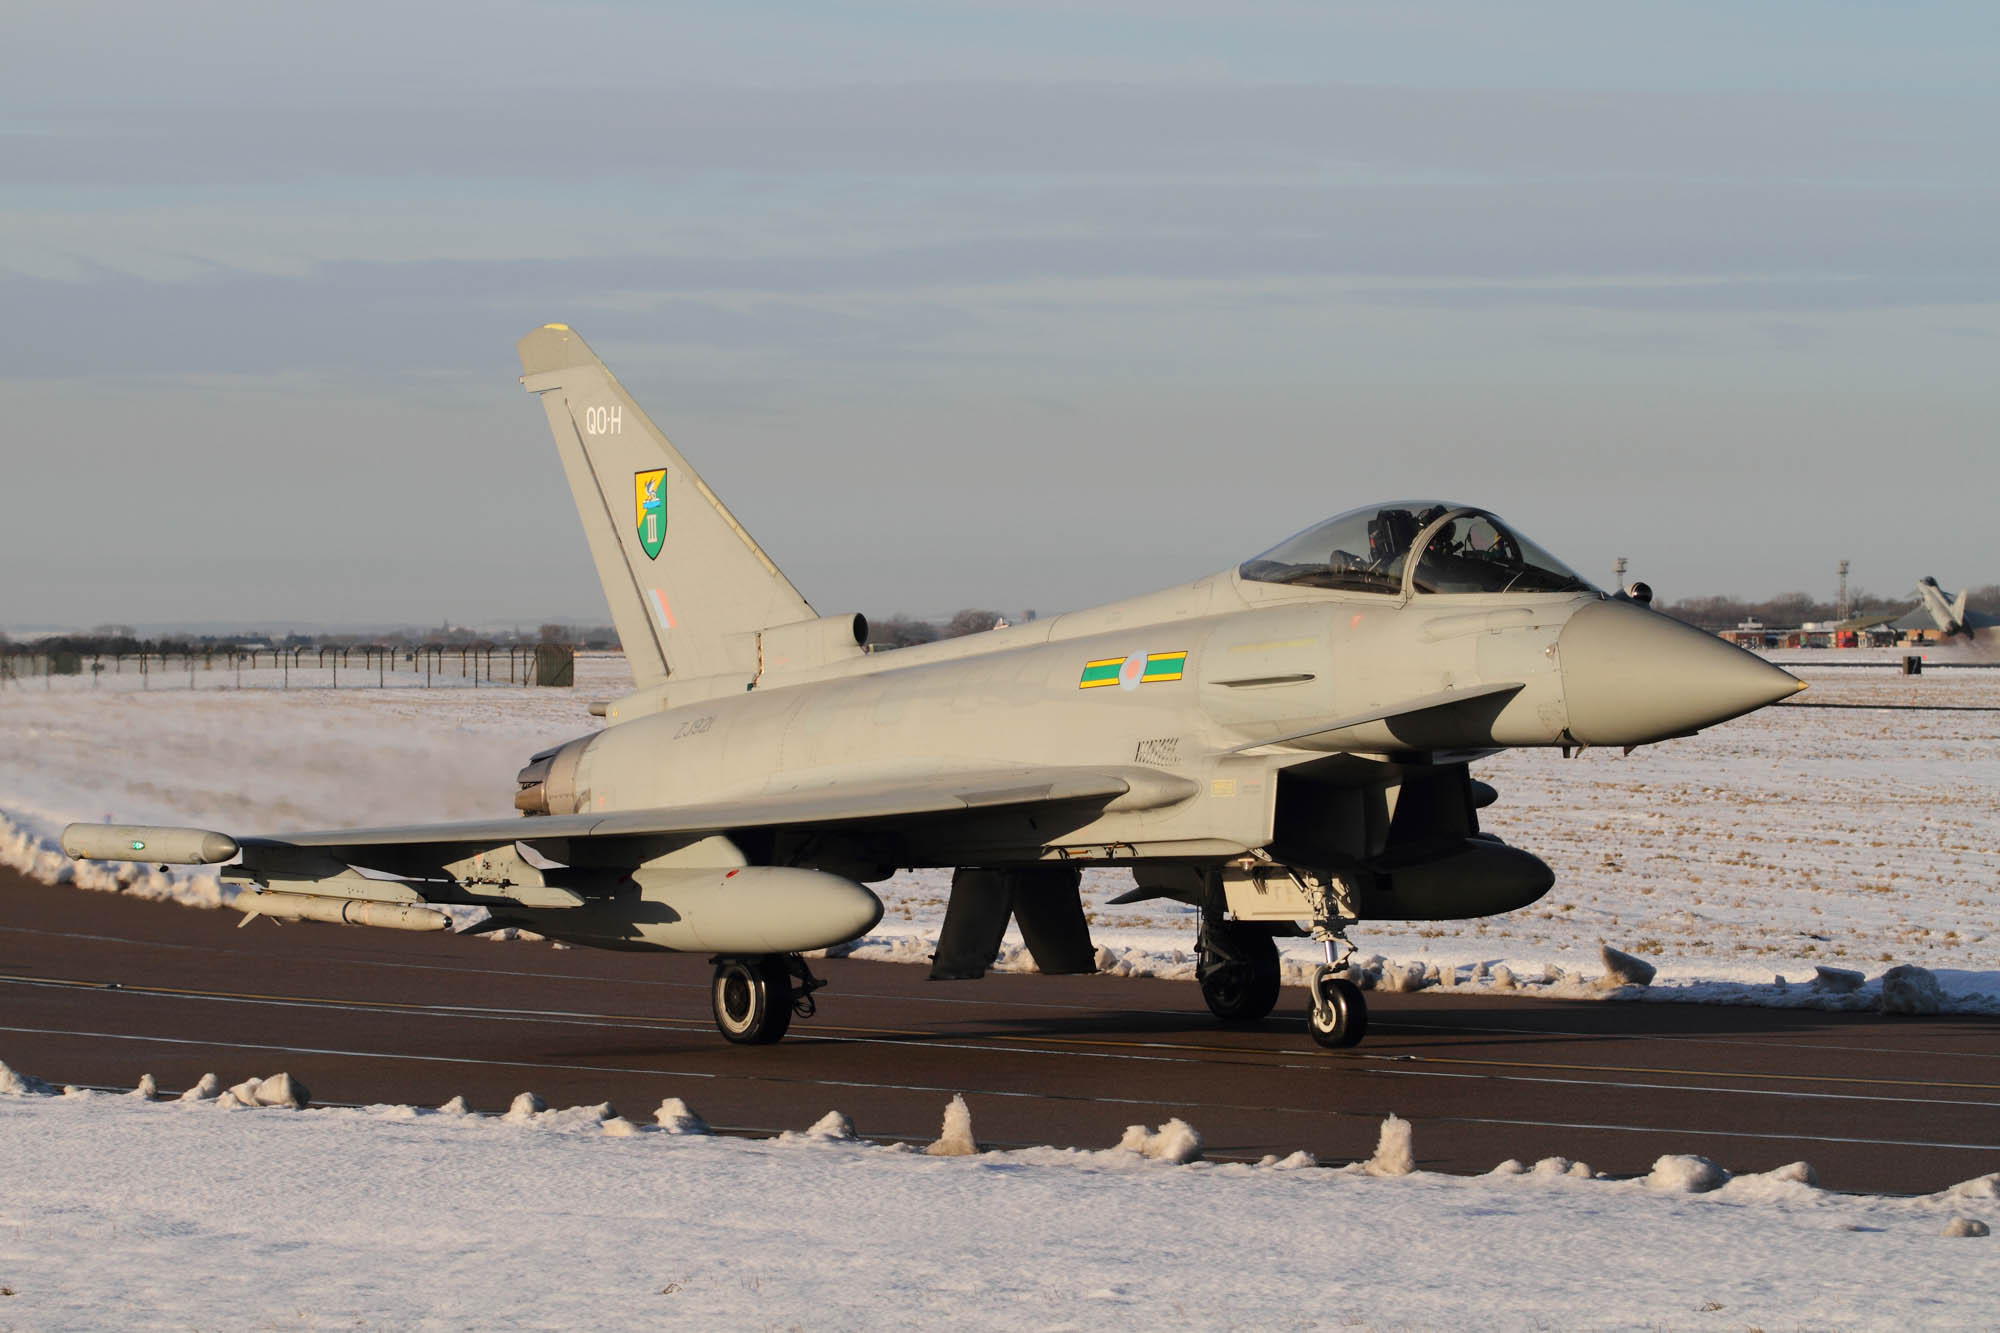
[711,954,825,1044]
[1307,965,1367,1048]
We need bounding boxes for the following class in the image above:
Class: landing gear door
[1221,864,1310,922]
[1198,755,1279,856]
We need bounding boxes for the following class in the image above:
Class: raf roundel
[1078,650,1189,690]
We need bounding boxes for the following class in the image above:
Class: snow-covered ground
[2,1062,1996,1329]
[5,647,1998,1326]
[3,647,1997,1012]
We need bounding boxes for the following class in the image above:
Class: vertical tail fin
[518,325,813,686]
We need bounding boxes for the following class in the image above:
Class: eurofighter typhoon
[63,326,1805,1049]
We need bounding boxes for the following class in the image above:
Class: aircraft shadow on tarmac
[547,990,1999,1063]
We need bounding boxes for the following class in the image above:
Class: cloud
[5,83,1993,189]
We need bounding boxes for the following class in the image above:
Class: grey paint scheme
[61,324,1804,967]
[1913,577,1998,639]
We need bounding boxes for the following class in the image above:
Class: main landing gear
[1196,916,1283,1023]
[710,954,826,1044]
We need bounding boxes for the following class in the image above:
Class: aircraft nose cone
[1558,599,1804,747]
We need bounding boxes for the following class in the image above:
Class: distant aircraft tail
[518,325,814,687]
[1950,588,1969,624]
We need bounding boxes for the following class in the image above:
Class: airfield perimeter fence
[0,644,580,693]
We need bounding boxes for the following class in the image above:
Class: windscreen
[1240,503,1593,596]
[1409,511,1593,594]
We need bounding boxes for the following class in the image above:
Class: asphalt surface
[5,867,1998,1195]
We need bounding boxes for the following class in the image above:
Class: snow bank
[1598,942,1657,988]
[925,1094,978,1157]
[4,1051,1999,1329]
[1879,964,1945,1015]
[794,1110,856,1142]
[1531,1156,1595,1180]
[220,1073,311,1109]
[1646,1154,1729,1193]
[1117,1118,1203,1163]
[0,1059,54,1096]
[653,1097,708,1135]
[1356,1113,1415,1177]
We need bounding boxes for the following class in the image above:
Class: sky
[3,1,1996,629]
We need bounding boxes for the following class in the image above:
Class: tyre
[712,956,794,1044]
[1306,975,1368,1049]
[1200,961,1283,1022]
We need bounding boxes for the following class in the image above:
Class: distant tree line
[12,585,1995,660]
[0,623,622,659]
[1655,586,1999,631]
[867,609,1021,650]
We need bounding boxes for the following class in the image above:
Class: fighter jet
[63,325,1805,1050]
[1912,577,1998,640]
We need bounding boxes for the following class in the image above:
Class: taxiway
[4,869,1996,1194]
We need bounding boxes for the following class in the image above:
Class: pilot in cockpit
[1239,501,1593,597]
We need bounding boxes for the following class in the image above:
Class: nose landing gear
[710,954,826,1044]
[1301,868,1368,1050]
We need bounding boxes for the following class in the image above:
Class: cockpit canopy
[1238,502,1594,597]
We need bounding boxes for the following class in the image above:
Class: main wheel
[1197,919,1281,1022]
[712,957,794,1044]
[1200,961,1282,1022]
[1306,973,1368,1049]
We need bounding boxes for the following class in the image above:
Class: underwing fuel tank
[1352,839,1555,920]
[1556,599,1803,747]
[517,865,885,955]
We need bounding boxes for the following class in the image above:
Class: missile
[232,888,450,932]
[62,823,239,865]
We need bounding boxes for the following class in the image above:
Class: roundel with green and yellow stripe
[1079,650,1188,691]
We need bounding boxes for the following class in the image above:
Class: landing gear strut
[710,954,825,1044]
[1196,915,1282,1022]
[1299,869,1368,1050]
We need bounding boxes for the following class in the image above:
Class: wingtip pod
[60,823,238,865]
[517,323,599,380]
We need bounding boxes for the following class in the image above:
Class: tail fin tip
[518,323,597,380]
